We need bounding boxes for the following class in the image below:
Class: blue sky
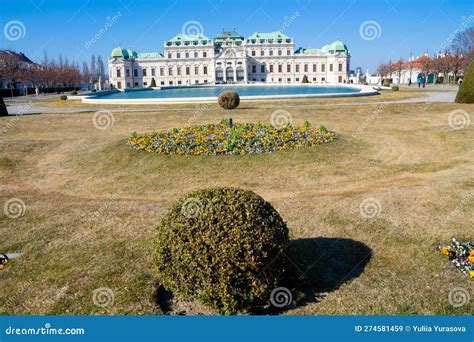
[1,0,473,72]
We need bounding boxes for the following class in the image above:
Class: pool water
[97,85,361,99]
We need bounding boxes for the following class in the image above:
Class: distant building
[108,29,350,89]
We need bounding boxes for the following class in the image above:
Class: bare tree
[90,55,96,83]
[0,51,23,97]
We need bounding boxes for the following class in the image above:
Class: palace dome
[126,48,138,59]
[110,46,129,59]
[328,40,348,52]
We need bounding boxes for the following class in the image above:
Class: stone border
[81,84,379,105]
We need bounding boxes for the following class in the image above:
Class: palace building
[108,30,350,89]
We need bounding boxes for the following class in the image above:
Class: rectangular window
[169,81,173,85]
[168,67,173,76]
[269,50,273,56]
[338,63,342,72]
[330,64,333,72]
[117,69,121,77]
[322,77,325,82]
[252,65,256,73]
[203,52,207,58]
[178,80,182,85]
[195,80,199,84]
[186,66,190,75]
[204,80,208,83]
[161,81,164,85]
[296,64,299,72]
[194,51,198,58]
[185,52,189,58]
[278,50,282,56]
[287,78,291,82]
[338,76,342,83]
[134,82,138,87]
[168,53,172,58]
[313,64,317,72]
[287,49,291,56]
[151,68,155,76]
[296,78,299,82]
[313,77,316,82]
[261,78,265,82]
[125,69,129,77]
[177,52,181,58]
[117,81,122,89]
[260,65,265,73]
[144,82,147,86]
[160,68,164,76]
[195,66,199,75]
[278,65,282,73]
[260,50,264,56]
[252,50,256,56]
[134,69,138,77]
[203,66,208,75]
[143,69,147,77]
[287,64,291,72]
[321,64,326,72]
[269,65,273,72]
[127,83,130,87]
[177,67,181,76]
[304,64,308,72]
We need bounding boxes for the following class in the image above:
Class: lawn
[0,97,472,315]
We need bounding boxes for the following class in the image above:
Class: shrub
[0,97,8,116]
[391,85,399,91]
[154,187,289,314]
[455,61,474,103]
[218,91,240,109]
[301,75,309,83]
[70,91,78,95]
[60,95,67,100]
[383,79,390,87]
[91,89,97,93]
[150,78,157,87]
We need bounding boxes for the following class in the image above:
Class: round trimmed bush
[455,61,474,103]
[391,85,399,91]
[70,90,78,95]
[60,95,67,100]
[218,91,240,110]
[154,187,289,314]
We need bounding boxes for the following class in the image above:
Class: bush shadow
[251,237,372,314]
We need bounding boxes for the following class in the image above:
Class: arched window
[215,67,224,81]
[236,66,244,81]
[226,67,234,80]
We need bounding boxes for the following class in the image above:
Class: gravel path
[4,90,457,115]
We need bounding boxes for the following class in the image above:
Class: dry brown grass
[0,97,473,315]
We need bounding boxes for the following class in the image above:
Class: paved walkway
[4,90,457,115]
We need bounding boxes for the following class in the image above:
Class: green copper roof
[110,46,129,59]
[247,31,291,41]
[328,40,348,52]
[126,48,138,58]
[215,31,244,40]
[294,40,348,55]
[137,52,163,59]
[167,34,210,45]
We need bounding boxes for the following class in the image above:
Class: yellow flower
[440,247,450,256]
[468,256,474,263]
[470,271,474,279]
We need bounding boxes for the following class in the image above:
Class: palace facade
[108,30,350,89]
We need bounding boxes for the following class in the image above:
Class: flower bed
[128,120,336,156]
[438,238,474,278]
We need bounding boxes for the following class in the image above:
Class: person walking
[417,74,422,88]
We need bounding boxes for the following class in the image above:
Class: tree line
[377,26,473,84]
[0,51,106,96]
